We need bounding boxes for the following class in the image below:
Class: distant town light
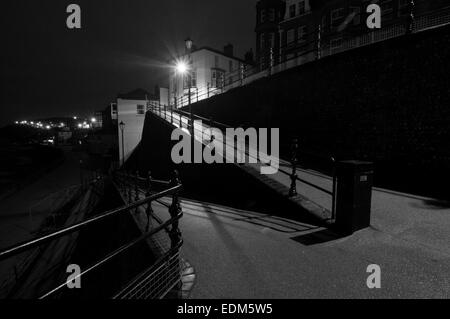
[73,116,78,120]
[14,121,19,124]
[91,117,97,123]
[45,125,51,130]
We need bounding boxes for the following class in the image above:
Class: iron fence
[166,5,450,109]
[148,105,338,220]
[0,170,184,299]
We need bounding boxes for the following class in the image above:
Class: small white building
[117,88,157,166]
[169,43,250,108]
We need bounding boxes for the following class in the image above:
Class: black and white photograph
[0,0,449,306]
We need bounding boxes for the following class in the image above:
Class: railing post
[331,157,337,220]
[209,117,215,142]
[145,171,153,231]
[240,63,245,86]
[317,24,322,60]
[169,170,182,248]
[289,138,298,197]
[171,107,173,125]
[207,82,210,98]
[128,171,132,203]
[268,47,274,76]
[134,171,140,202]
[407,0,415,34]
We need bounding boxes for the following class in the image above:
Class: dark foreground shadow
[290,229,346,246]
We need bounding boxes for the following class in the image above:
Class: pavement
[139,196,448,299]
[146,109,450,298]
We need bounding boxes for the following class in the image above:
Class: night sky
[1,0,256,127]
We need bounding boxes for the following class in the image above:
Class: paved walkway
[142,196,448,298]
[146,109,450,298]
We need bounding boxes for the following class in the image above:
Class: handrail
[40,205,183,299]
[150,106,336,201]
[164,5,450,110]
[0,183,181,262]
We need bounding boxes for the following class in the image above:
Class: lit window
[137,105,145,115]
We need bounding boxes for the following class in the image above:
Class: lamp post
[185,38,194,134]
[119,121,125,167]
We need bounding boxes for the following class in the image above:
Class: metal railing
[0,170,184,299]
[167,5,450,109]
[148,105,337,220]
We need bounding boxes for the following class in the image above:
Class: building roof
[117,88,154,100]
[177,46,249,65]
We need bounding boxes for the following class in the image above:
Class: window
[298,1,306,15]
[269,8,275,21]
[260,33,265,50]
[211,69,224,88]
[297,26,307,43]
[289,4,296,18]
[111,103,117,115]
[261,9,266,23]
[137,104,145,115]
[321,15,327,28]
[183,70,196,88]
[287,29,295,45]
[381,0,394,20]
[191,69,197,87]
[350,6,361,25]
[331,8,344,27]
[268,32,275,48]
[398,0,410,16]
[215,55,219,68]
[330,38,342,53]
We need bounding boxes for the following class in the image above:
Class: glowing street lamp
[175,61,188,74]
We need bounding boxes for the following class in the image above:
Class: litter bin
[335,160,373,235]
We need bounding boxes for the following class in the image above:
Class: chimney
[224,44,234,57]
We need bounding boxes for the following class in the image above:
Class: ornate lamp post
[119,121,125,167]
[185,38,194,134]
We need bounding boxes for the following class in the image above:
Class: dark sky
[1,0,256,127]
